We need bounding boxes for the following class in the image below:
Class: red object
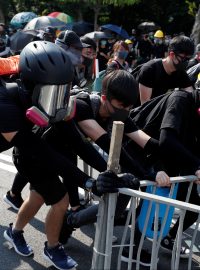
[0,55,20,75]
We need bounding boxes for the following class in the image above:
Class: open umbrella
[138,21,160,32]
[84,31,113,41]
[24,16,66,31]
[63,21,94,36]
[100,24,129,39]
[10,12,38,29]
[48,12,73,24]
[10,29,39,54]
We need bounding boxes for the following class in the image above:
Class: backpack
[70,87,101,118]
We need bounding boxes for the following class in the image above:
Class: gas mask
[26,84,76,127]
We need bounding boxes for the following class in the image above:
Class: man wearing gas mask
[1,41,79,270]
[55,30,90,88]
[137,35,194,105]
[2,41,142,270]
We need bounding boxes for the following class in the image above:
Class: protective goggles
[26,84,76,127]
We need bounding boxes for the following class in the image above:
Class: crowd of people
[0,20,199,270]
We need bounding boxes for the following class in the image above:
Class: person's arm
[159,128,200,173]
[78,119,107,141]
[139,83,153,105]
[55,121,107,172]
[125,129,151,148]
[78,119,147,177]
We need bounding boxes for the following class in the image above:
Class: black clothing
[138,59,192,99]
[10,120,107,207]
[74,94,160,179]
[75,96,138,134]
[130,89,200,235]
[97,47,109,71]
[187,58,199,69]
[151,43,168,59]
[0,82,92,205]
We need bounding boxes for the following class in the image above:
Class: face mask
[173,60,189,71]
[110,104,129,122]
[100,40,107,46]
[66,48,82,66]
[117,51,128,60]
[82,56,93,67]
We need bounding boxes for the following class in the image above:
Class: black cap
[56,30,89,48]
[80,36,97,51]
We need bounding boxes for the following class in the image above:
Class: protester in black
[1,41,78,269]
[138,35,194,104]
[130,89,200,257]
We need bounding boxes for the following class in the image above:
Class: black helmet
[19,40,74,85]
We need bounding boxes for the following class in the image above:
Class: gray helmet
[19,40,74,85]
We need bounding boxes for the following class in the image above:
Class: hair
[108,40,129,64]
[168,35,194,56]
[102,69,139,107]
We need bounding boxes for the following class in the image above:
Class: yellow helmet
[125,39,133,44]
[154,30,164,38]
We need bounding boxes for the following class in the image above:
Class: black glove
[117,173,140,190]
[93,170,140,196]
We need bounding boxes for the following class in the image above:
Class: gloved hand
[93,170,140,196]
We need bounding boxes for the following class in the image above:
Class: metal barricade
[92,175,199,270]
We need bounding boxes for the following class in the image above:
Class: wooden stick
[91,121,124,270]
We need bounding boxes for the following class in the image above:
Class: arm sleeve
[95,133,146,177]
[56,121,107,172]
[159,128,200,172]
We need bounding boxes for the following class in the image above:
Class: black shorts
[13,151,67,206]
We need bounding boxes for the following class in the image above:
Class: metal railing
[92,175,200,270]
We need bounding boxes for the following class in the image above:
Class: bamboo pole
[91,121,124,270]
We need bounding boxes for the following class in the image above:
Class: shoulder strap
[89,93,101,118]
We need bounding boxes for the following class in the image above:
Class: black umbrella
[10,30,39,54]
[138,21,160,32]
[63,21,94,36]
[84,31,114,41]
[23,16,66,31]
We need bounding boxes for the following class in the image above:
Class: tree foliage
[0,0,199,36]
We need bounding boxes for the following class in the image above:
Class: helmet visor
[33,84,71,121]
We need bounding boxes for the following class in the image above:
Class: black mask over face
[109,104,129,122]
[173,54,190,71]
[173,60,189,71]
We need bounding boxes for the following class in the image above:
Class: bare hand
[155,171,171,187]
[195,169,200,184]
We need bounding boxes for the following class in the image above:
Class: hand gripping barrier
[91,175,199,270]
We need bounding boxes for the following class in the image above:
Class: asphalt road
[0,149,199,270]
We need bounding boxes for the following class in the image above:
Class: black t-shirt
[74,95,138,134]
[132,90,200,174]
[138,59,192,98]
[0,85,29,152]
[151,43,168,59]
